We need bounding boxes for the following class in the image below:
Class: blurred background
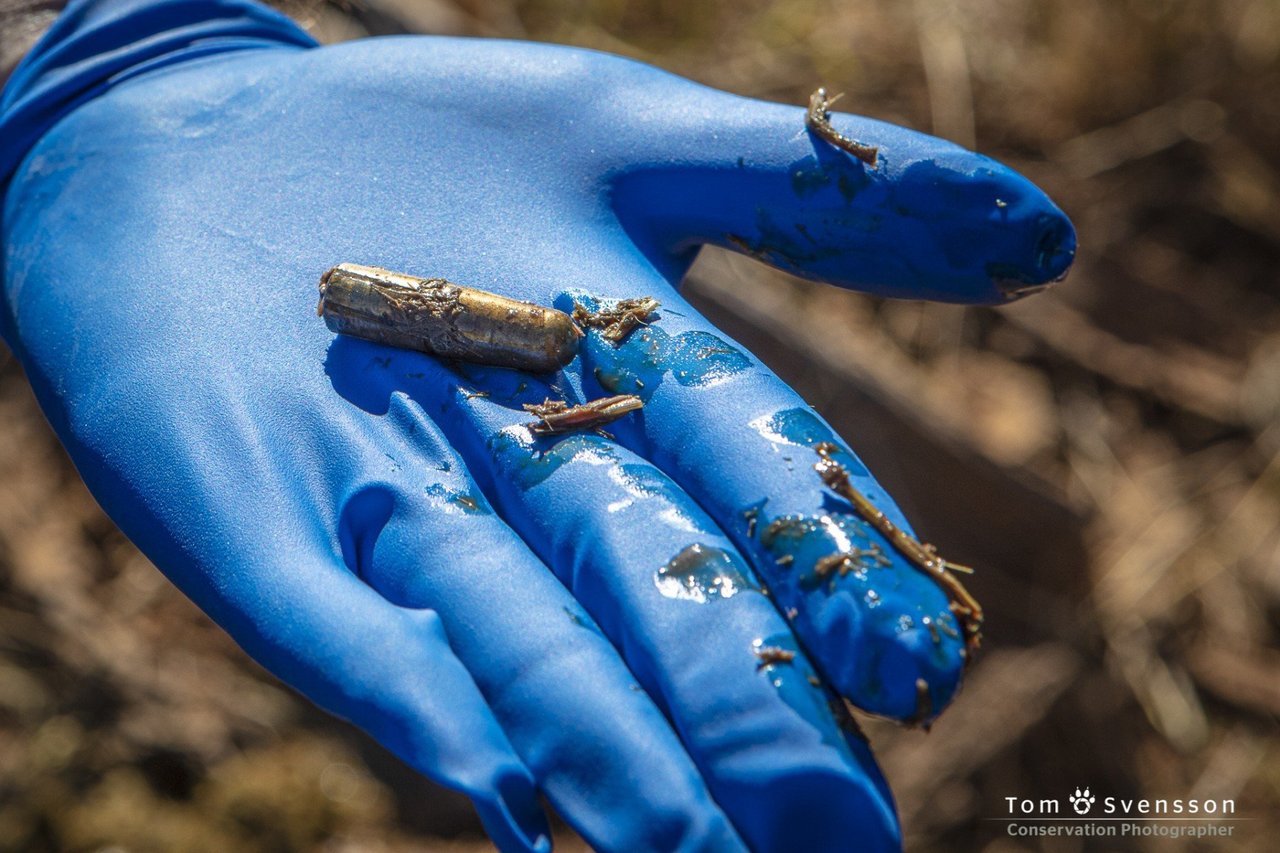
[2,0,1278,849]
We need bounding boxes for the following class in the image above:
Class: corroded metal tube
[317,263,581,372]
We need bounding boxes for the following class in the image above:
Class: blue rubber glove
[0,2,1075,850]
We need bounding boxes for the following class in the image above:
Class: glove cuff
[0,0,316,184]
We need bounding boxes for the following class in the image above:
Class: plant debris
[524,394,644,436]
[812,442,983,655]
[908,678,934,730]
[754,646,797,668]
[572,297,660,343]
[813,546,892,580]
[806,87,879,167]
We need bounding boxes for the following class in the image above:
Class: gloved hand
[0,1,1075,850]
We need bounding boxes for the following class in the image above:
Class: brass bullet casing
[318,263,582,373]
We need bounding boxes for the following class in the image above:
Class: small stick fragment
[318,263,582,373]
[812,442,984,655]
[806,88,879,167]
[908,678,934,730]
[524,394,643,436]
[754,646,797,669]
[813,545,890,580]
[921,616,941,646]
[572,297,660,344]
[814,553,851,579]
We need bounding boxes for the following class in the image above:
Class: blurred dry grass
[3,0,1279,850]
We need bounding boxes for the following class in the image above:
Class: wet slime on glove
[655,544,759,603]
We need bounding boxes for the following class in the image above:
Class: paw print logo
[1069,787,1096,815]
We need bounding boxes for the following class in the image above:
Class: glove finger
[596,72,1074,303]
[556,282,969,723]
[325,359,746,853]
[48,426,551,852]
[376,356,900,852]
[232,570,551,853]
[557,283,970,724]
